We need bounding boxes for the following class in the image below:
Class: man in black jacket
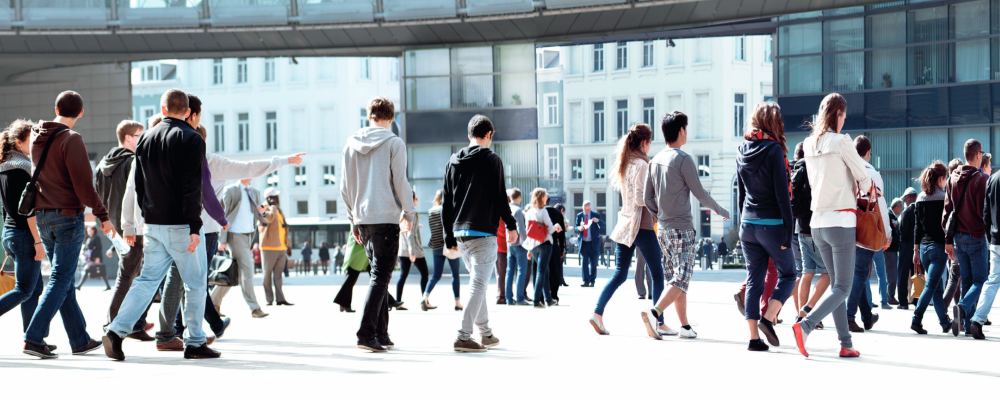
[104,89,219,361]
[896,187,918,309]
[546,203,567,303]
[96,120,153,340]
[443,115,518,353]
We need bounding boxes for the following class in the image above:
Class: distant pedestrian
[301,241,313,274]
[259,188,293,306]
[319,242,330,274]
[77,226,111,291]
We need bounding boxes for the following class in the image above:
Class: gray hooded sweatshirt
[341,126,416,228]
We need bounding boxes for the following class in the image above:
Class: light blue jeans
[873,250,889,306]
[108,224,208,347]
[972,244,1000,324]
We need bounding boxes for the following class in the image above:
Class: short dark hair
[56,91,84,118]
[854,135,871,158]
[794,142,805,160]
[161,89,189,114]
[468,115,494,139]
[187,94,202,116]
[660,111,687,144]
[366,97,394,122]
[965,139,983,161]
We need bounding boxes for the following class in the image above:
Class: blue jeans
[530,242,553,304]
[972,244,1000,324]
[873,250,889,306]
[594,229,663,323]
[0,227,44,333]
[954,232,990,331]
[847,247,875,324]
[174,232,226,337]
[505,245,529,304]
[799,234,827,274]
[24,211,92,349]
[740,223,796,320]
[580,239,598,284]
[427,248,461,300]
[108,224,208,347]
[914,243,950,330]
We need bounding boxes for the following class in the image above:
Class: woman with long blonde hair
[520,188,562,308]
[590,124,665,335]
[792,93,873,358]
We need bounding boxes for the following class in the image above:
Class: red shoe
[144,323,154,332]
[792,323,809,358]
[839,347,860,358]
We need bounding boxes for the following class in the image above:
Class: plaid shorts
[657,228,697,293]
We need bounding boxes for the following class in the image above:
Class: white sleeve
[121,162,138,236]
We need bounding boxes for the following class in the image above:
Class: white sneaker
[640,309,662,340]
[656,327,678,336]
[589,315,610,335]
[679,326,697,339]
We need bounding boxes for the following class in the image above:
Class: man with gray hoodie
[342,97,415,353]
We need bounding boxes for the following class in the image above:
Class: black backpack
[790,160,812,220]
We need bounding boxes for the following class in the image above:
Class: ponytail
[0,119,34,163]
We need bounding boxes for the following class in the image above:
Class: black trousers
[897,242,914,303]
[549,248,564,300]
[397,256,429,301]
[943,259,962,308]
[334,267,363,309]
[357,224,400,341]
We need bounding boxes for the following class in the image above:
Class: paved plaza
[2,265,998,395]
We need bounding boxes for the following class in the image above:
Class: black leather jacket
[135,117,205,235]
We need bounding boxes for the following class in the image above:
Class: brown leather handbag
[855,185,887,251]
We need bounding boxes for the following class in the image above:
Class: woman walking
[910,162,952,334]
[77,226,111,291]
[591,124,665,335]
[318,241,330,275]
[521,188,561,308]
[0,119,53,350]
[736,103,796,351]
[425,190,463,311]
[259,187,293,306]
[334,232,369,313]
[394,192,431,310]
[792,93,872,358]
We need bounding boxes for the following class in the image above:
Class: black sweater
[0,168,32,231]
[914,189,946,246]
[737,139,793,248]
[985,172,1000,245]
[442,145,517,249]
[135,117,205,235]
[898,202,916,244]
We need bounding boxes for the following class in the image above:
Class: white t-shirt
[811,210,856,228]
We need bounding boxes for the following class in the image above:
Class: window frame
[296,200,309,216]
[641,40,654,68]
[615,99,628,139]
[236,57,248,84]
[265,111,278,151]
[325,200,338,215]
[570,158,583,180]
[592,157,606,180]
[544,93,559,126]
[642,98,655,125]
[544,144,560,178]
[263,58,276,82]
[734,37,746,61]
[697,155,711,177]
[323,165,336,185]
[593,44,605,72]
[212,58,223,85]
[213,114,225,153]
[294,165,307,186]
[734,93,746,137]
[616,41,628,70]
[593,101,605,143]
[360,58,371,80]
[237,112,250,152]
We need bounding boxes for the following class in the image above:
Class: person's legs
[897,243,914,304]
[108,224,181,342]
[511,246,528,302]
[943,260,961,308]
[548,247,561,301]
[633,230,665,326]
[156,266,184,343]
[77,270,89,289]
[456,237,497,341]
[634,250,647,297]
[955,233,989,331]
[261,250,286,304]
[356,224,400,342]
[760,260,777,315]
[165,226,209,347]
[532,244,552,304]
[972,244,1000,325]
[270,252,288,303]
[884,250,898,302]
[0,228,42,331]
[505,251,516,304]
[396,256,412,301]
[741,224,770,321]
[654,229,696,326]
[800,227,855,350]
[25,211,91,349]
[847,248,875,323]
[415,257,430,295]
[580,245,592,285]
[913,243,949,330]
[227,232,261,312]
[494,250,506,302]
[872,250,889,306]
[427,249,445,298]
[594,242,633,316]
[334,267,362,309]
[448,256,461,300]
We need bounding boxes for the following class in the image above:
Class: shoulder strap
[29,127,68,187]
[955,174,973,215]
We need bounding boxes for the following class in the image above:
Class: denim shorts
[799,234,827,274]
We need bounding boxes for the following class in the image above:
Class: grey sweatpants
[457,237,497,341]
[211,232,261,312]
[801,226,855,349]
[261,249,287,304]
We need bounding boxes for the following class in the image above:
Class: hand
[222,223,231,231]
[409,255,416,262]
[353,230,364,246]
[399,217,412,234]
[527,251,532,260]
[100,220,114,236]
[722,217,730,221]
[287,153,306,165]
[448,246,458,254]
[257,206,267,215]
[945,244,956,261]
[592,218,599,224]
[124,235,135,246]
[286,248,292,257]
[187,234,200,254]
[781,246,787,250]
[507,230,518,244]
[33,243,44,261]
[218,243,227,252]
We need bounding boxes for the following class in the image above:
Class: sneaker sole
[102,336,124,361]
[679,333,697,339]
[589,319,609,335]
[483,342,499,348]
[184,354,222,359]
[454,347,487,353]
[23,349,58,359]
[357,345,387,353]
[71,345,103,355]
[640,311,662,340]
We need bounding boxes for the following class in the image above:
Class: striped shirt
[428,206,445,250]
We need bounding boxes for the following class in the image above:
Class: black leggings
[78,265,110,289]
[334,267,363,309]
[397,257,429,301]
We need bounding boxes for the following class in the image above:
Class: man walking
[214,179,270,318]
[22,91,110,358]
[342,97,415,352]
[505,188,528,305]
[96,120,153,341]
[973,160,1000,339]
[944,139,989,337]
[546,203,567,303]
[576,201,603,287]
[104,89,219,360]
[845,136,891,332]
[443,115,517,352]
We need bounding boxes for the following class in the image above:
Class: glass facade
[777,0,1000,196]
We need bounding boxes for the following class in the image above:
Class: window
[359,108,369,129]
[593,44,604,72]
[294,166,307,186]
[734,93,746,137]
[212,58,223,85]
[763,36,772,63]
[642,98,655,125]
[265,112,277,151]
[544,94,559,126]
[570,159,583,180]
[593,101,605,142]
[389,59,399,82]
[236,58,248,84]
[264,58,275,82]
[594,192,607,234]
[213,114,225,152]
[360,58,371,80]
[695,38,712,63]
[593,158,606,180]
[615,42,628,70]
[572,192,583,218]
[697,155,711,177]
[141,107,156,125]
[142,65,159,82]
[323,165,336,185]
[326,200,338,215]
[297,201,308,215]
[266,171,279,187]
[616,100,628,139]
[237,113,250,151]
[545,146,559,178]
[642,40,654,67]
[734,37,746,61]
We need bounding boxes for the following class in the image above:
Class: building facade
[132,56,400,250]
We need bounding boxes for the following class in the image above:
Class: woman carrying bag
[259,187,293,306]
[334,231,369,313]
[425,190,463,311]
[521,188,561,308]
[910,162,952,334]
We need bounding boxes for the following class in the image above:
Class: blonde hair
[147,113,163,130]
[528,188,547,211]
[433,189,443,206]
